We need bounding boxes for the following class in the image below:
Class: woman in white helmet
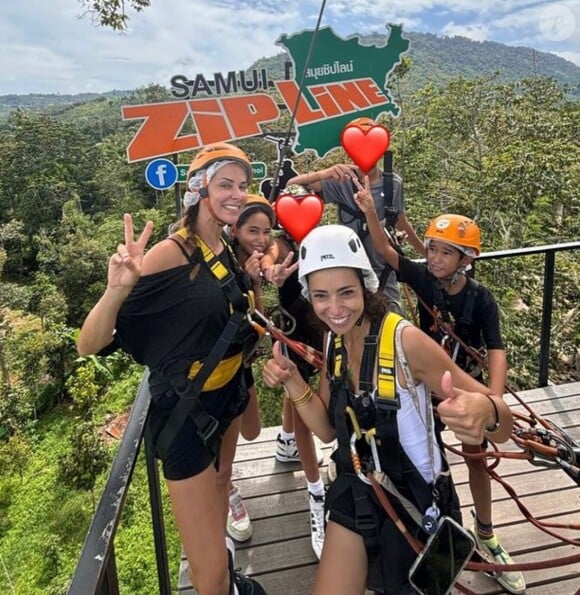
[263,224,513,595]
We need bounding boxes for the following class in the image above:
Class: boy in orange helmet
[353,177,526,595]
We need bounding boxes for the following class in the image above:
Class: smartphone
[408,516,475,595]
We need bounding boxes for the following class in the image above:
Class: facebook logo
[145,158,178,190]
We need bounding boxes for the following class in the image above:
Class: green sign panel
[276,25,408,155]
[252,162,267,180]
[177,164,189,183]
[177,162,266,183]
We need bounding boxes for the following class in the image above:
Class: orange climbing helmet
[244,194,272,209]
[187,142,252,181]
[424,214,481,257]
[237,194,275,226]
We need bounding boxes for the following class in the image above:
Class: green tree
[0,433,31,482]
[56,420,109,506]
[28,272,68,331]
[79,0,151,31]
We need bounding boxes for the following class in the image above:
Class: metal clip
[350,432,371,485]
[349,429,382,484]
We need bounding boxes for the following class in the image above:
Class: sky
[1,0,578,96]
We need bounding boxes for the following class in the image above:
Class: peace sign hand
[352,175,374,214]
[262,251,299,287]
[107,214,154,292]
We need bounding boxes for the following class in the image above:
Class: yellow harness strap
[188,352,243,391]
[194,235,233,285]
[331,311,403,405]
[333,335,343,378]
[377,312,403,405]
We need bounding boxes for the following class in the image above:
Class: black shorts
[326,472,461,594]
[147,368,248,481]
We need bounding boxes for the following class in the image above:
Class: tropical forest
[0,34,579,594]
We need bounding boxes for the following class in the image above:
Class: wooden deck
[178,382,580,595]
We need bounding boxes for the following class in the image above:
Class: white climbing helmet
[298,225,379,300]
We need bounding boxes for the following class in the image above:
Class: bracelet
[305,172,311,188]
[291,386,314,408]
[483,394,501,434]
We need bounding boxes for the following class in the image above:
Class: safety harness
[327,313,452,548]
[428,276,485,376]
[156,231,256,460]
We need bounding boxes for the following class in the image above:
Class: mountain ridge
[1,30,578,116]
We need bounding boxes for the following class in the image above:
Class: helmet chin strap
[431,268,463,290]
[203,195,227,227]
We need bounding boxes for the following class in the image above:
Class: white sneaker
[309,491,326,560]
[227,485,253,542]
[275,433,323,464]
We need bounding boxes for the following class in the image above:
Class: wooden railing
[67,240,580,594]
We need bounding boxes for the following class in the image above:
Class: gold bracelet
[291,386,314,408]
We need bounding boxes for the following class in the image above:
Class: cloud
[554,51,580,66]
[441,21,490,42]
[0,0,577,94]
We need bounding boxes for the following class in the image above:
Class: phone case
[408,516,476,595]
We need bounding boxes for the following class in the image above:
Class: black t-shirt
[397,257,504,358]
[115,246,250,380]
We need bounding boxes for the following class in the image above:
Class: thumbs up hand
[436,371,491,445]
[263,341,298,388]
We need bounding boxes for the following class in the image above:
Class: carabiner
[350,432,371,485]
[365,428,382,474]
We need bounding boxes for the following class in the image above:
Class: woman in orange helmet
[77,143,268,595]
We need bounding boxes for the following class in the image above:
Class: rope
[249,309,324,370]
[368,470,580,577]
[267,0,328,201]
[410,285,580,469]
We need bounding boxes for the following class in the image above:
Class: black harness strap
[460,278,479,327]
[358,325,379,395]
[157,310,246,460]
[432,277,480,338]
[382,150,398,229]
[362,318,404,485]
[167,236,192,261]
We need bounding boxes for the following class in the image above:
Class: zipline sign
[123,23,409,163]
[174,161,267,184]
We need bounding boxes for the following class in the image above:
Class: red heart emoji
[275,194,324,243]
[341,124,391,173]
